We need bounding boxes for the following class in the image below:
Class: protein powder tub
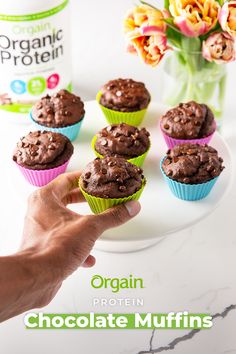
[0,0,71,115]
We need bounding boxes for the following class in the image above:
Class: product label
[0,0,71,113]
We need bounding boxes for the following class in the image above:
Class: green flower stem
[164,50,227,125]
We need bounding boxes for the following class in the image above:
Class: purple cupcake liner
[15,160,70,187]
[160,121,216,149]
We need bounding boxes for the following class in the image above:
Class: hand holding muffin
[79,156,146,213]
[0,171,141,323]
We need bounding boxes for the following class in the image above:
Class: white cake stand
[9,100,233,253]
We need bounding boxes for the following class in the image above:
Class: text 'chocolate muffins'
[95,123,150,158]
[13,131,74,170]
[100,78,151,112]
[80,157,144,198]
[32,89,85,128]
[162,144,224,184]
[161,101,215,139]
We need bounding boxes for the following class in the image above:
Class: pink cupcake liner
[160,121,216,149]
[15,160,70,187]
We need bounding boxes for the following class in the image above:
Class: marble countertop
[0,104,235,354]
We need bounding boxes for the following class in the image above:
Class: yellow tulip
[169,0,220,37]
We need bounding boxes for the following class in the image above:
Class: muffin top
[95,123,150,158]
[162,143,224,184]
[160,101,215,139]
[80,156,144,198]
[100,78,151,112]
[13,131,74,170]
[32,89,85,128]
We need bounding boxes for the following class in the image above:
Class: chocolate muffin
[80,157,144,198]
[99,78,151,112]
[13,131,74,170]
[94,123,150,159]
[162,143,224,184]
[32,89,85,128]
[160,101,215,139]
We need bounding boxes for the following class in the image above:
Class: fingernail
[124,201,141,217]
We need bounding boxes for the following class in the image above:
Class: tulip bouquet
[124,0,236,120]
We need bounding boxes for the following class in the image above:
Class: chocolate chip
[101,139,108,146]
[46,108,53,114]
[207,165,214,172]
[164,124,169,130]
[108,161,115,167]
[165,158,171,165]
[134,140,140,146]
[187,149,195,155]
[102,168,107,174]
[118,136,125,142]
[166,170,173,176]
[13,155,17,162]
[31,150,38,157]
[85,172,91,179]
[83,181,88,188]
[118,185,126,192]
[183,177,190,183]
[116,177,123,183]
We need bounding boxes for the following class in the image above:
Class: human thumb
[90,200,141,233]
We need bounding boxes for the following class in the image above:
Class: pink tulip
[169,0,220,37]
[219,1,236,37]
[202,32,236,64]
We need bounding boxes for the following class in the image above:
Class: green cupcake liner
[79,178,146,214]
[91,135,149,167]
[96,91,148,127]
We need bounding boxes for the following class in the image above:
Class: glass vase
[163,49,227,129]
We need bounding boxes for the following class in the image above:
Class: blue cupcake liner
[29,111,84,142]
[160,158,219,201]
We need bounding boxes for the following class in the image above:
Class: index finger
[46,171,81,200]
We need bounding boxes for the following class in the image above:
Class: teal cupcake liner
[96,91,148,126]
[160,158,219,201]
[91,135,150,167]
[29,111,84,142]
